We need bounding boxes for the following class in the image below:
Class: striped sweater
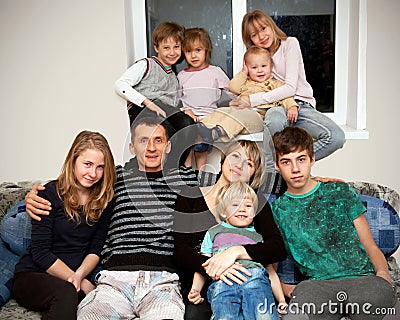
[101,163,198,272]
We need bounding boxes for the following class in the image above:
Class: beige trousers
[201,107,263,141]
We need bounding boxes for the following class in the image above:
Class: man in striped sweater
[26,117,199,319]
[78,117,199,319]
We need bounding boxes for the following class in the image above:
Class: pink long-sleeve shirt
[250,37,316,108]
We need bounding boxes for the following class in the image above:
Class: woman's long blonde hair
[57,131,116,224]
[220,140,266,190]
[242,9,287,52]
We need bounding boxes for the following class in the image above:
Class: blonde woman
[12,131,116,320]
[173,139,286,320]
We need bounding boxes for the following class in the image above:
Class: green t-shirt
[272,181,374,280]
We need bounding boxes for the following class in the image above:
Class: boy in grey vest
[115,21,196,168]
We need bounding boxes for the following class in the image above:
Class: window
[124,0,368,139]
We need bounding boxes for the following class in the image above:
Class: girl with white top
[231,9,345,191]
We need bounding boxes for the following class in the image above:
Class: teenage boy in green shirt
[271,126,398,320]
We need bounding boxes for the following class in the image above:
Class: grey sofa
[0,180,399,319]
[0,181,43,319]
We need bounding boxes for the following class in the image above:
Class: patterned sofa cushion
[359,194,400,256]
[0,183,32,222]
[350,181,400,257]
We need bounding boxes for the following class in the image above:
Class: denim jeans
[0,239,19,307]
[263,101,345,172]
[207,267,279,320]
[0,199,31,255]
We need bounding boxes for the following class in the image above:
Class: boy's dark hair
[183,27,212,64]
[130,116,171,142]
[152,21,184,47]
[272,127,314,160]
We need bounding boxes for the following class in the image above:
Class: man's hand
[25,185,51,221]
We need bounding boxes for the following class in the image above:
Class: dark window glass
[145,0,233,77]
[144,0,335,112]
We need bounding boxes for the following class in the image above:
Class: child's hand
[183,109,199,122]
[277,302,288,317]
[188,288,204,304]
[229,96,251,110]
[241,59,249,75]
[145,101,167,118]
[287,106,298,123]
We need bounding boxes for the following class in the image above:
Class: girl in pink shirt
[178,28,263,170]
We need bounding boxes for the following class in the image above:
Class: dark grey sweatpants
[283,276,398,320]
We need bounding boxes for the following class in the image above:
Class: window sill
[341,125,369,140]
[234,125,369,142]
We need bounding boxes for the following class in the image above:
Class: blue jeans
[0,239,20,307]
[263,101,345,171]
[207,267,279,320]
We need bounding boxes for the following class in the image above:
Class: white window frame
[124,0,368,139]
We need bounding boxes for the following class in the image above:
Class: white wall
[0,0,130,182]
[312,0,400,194]
[1,0,399,188]
[0,0,399,256]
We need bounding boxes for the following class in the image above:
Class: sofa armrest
[0,181,46,223]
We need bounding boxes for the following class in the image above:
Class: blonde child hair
[216,181,258,221]
[244,46,271,65]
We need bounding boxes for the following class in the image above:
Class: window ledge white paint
[341,125,369,140]
[234,125,368,142]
